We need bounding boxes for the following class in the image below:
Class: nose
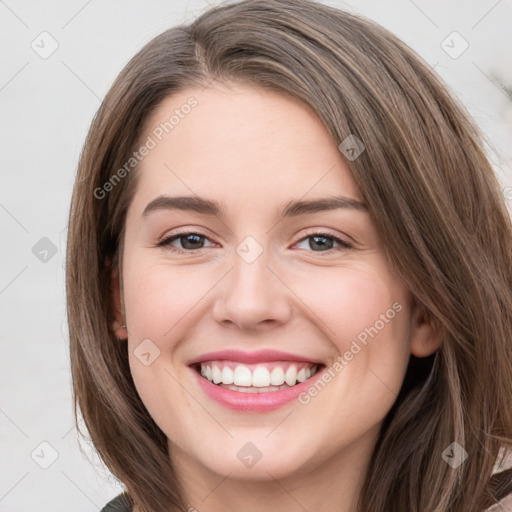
[212,247,292,331]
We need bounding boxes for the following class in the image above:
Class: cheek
[293,265,408,350]
[296,265,412,406]
[122,258,209,340]
[121,259,208,435]
[296,270,411,436]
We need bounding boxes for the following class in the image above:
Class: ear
[107,256,128,340]
[409,297,443,357]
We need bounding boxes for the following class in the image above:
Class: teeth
[219,383,293,393]
[221,366,234,384]
[212,365,222,384]
[270,367,285,386]
[252,366,271,387]
[297,368,307,383]
[198,361,319,388]
[285,366,297,386]
[233,366,252,386]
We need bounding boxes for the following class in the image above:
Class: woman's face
[113,83,439,484]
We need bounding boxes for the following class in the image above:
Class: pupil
[311,235,332,251]
[183,234,203,249]
[180,234,333,251]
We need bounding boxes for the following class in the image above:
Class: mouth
[186,349,328,412]
[190,360,325,393]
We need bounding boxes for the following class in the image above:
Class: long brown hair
[65,1,512,510]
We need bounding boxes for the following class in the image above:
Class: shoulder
[486,462,512,511]
[100,492,132,512]
[485,492,512,512]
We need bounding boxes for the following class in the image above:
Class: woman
[66,1,512,511]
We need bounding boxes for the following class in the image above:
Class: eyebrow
[142,194,368,218]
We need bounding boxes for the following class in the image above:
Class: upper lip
[186,349,325,366]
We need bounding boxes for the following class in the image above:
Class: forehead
[131,83,362,215]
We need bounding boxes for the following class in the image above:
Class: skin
[111,83,442,512]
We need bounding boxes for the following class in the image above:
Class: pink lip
[186,349,324,366]
[189,364,325,413]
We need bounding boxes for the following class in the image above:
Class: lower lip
[189,365,323,413]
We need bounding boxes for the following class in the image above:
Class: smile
[189,354,326,412]
[195,360,322,391]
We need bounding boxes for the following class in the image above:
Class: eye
[157,231,216,253]
[157,229,352,254]
[293,230,352,253]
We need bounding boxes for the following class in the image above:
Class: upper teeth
[199,361,319,387]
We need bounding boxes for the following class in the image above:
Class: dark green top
[100,489,512,511]
[100,492,132,512]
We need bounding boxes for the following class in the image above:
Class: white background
[1,1,511,511]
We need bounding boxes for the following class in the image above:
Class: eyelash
[156,229,352,254]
